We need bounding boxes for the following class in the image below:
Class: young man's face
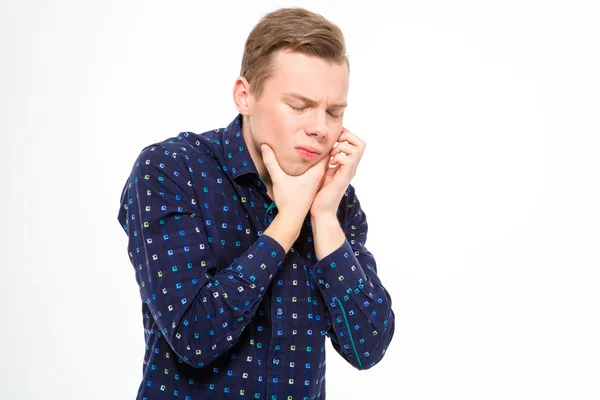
[244,50,349,177]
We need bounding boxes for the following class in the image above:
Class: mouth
[296,147,320,160]
[296,146,320,155]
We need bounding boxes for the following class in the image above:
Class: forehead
[266,50,349,104]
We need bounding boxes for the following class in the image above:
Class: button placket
[268,287,284,373]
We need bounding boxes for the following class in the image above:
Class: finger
[328,156,339,168]
[320,156,337,180]
[305,153,331,181]
[322,160,338,185]
[333,150,361,174]
[260,144,283,179]
[309,152,330,171]
[330,152,352,167]
[338,128,366,149]
[330,141,355,157]
[329,153,355,183]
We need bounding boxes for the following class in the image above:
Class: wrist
[264,213,304,251]
[310,213,339,227]
[311,213,345,260]
[276,211,307,229]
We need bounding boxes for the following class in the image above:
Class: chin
[282,164,309,177]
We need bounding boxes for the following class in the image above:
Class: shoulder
[139,129,222,164]
[129,125,227,176]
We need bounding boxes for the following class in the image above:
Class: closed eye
[288,104,343,118]
[288,104,307,112]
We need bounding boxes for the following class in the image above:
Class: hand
[261,143,330,222]
[310,127,366,218]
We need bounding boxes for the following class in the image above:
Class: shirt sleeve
[117,144,286,368]
[312,184,395,370]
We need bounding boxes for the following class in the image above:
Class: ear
[233,76,252,116]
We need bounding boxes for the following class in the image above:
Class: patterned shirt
[117,114,395,399]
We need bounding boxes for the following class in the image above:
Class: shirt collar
[222,114,260,180]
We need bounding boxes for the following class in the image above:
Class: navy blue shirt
[117,114,395,399]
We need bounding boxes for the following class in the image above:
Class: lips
[296,146,320,155]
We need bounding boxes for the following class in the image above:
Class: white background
[2,0,599,399]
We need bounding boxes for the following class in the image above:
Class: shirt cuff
[231,234,286,293]
[311,239,368,298]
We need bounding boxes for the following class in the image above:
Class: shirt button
[276,308,283,316]
[273,358,280,365]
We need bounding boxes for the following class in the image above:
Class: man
[117,7,394,399]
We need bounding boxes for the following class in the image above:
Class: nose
[305,109,328,138]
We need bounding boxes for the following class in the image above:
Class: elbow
[168,325,242,369]
[167,332,216,369]
[171,345,217,369]
[358,342,392,370]
[359,312,396,370]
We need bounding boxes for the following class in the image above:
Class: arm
[310,184,395,370]
[117,145,297,368]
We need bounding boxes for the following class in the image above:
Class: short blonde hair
[240,7,349,99]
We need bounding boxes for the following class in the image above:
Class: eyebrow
[282,93,347,109]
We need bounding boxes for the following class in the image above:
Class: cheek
[262,104,288,128]
[331,121,344,140]
[276,114,303,137]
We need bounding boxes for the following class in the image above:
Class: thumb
[260,144,282,178]
[310,152,331,174]
[307,152,332,183]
